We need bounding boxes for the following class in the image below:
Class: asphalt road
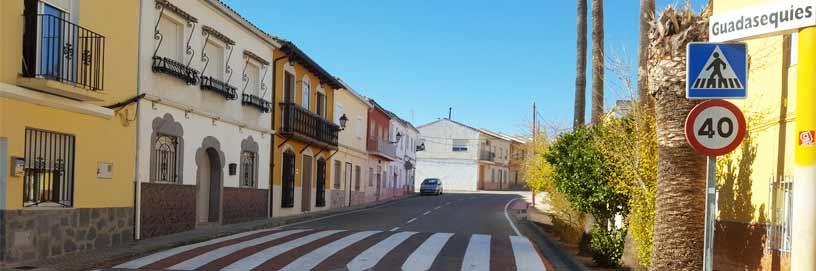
[112,192,549,270]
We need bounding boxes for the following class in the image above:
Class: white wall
[417,120,480,161]
[415,159,478,191]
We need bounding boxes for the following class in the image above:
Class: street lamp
[339,114,348,131]
[390,132,402,144]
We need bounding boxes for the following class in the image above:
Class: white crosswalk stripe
[280,230,380,271]
[113,228,271,269]
[222,230,345,271]
[461,234,491,271]
[347,231,417,271]
[168,229,309,270]
[511,235,547,271]
[113,229,548,271]
[401,232,454,271]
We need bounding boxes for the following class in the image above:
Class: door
[376,166,382,200]
[198,148,222,224]
[345,163,352,207]
[301,155,313,212]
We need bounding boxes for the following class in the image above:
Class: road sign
[685,99,747,156]
[687,43,747,99]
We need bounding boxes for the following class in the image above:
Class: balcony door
[38,3,68,80]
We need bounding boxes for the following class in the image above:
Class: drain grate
[14,266,38,270]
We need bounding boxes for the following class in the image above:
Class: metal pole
[703,155,716,271]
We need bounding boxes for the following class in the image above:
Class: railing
[23,128,75,207]
[200,76,237,100]
[241,93,271,113]
[368,138,397,159]
[479,151,496,162]
[152,56,199,85]
[279,103,339,147]
[767,176,793,253]
[22,13,105,91]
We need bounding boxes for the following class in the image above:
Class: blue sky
[224,0,707,135]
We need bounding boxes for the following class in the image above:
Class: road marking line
[422,211,431,216]
[406,218,417,224]
[434,206,441,210]
[389,227,400,232]
[114,229,272,269]
[280,231,380,271]
[347,231,417,271]
[461,234,491,271]
[401,233,454,271]
[510,236,548,271]
[221,230,344,271]
[168,229,308,270]
[504,197,522,236]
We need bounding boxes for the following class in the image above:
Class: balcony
[279,103,339,148]
[152,56,199,85]
[20,13,105,101]
[241,93,271,113]
[200,76,237,100]
[368,138,397,160]
[479,151,496,162]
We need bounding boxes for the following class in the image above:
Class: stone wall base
[140,182,196,239]
[0,207,133,262]
[223,187,268,224]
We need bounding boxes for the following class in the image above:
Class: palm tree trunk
[638,0,655,109]
[574,0,588,128]
[590,0,604,125]
[648,5,710,270]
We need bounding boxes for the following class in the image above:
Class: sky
[223,0,708,136]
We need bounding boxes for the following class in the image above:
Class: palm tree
[638,0,655,109]
[647,4,710,270]
[574,0,587,128]
[590,0,604,125]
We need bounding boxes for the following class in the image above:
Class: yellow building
[333,80,372,207]
[0,0,139,262]
[271,40,343,217]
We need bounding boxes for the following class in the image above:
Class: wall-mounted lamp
[390,132,402,144]
[339,114,348,131]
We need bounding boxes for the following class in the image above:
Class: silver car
[419,178,443,196]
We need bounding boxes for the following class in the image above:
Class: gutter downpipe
[269,54,288,217]
[134,0,144,240]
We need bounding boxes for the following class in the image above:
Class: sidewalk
[517,191,590,271]
[3,195,416,271]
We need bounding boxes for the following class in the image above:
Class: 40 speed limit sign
[685,99,746,156]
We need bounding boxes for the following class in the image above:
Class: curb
[520,211,590,271]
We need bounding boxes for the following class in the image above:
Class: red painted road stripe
[428,233,468,270]
[252,231,356,270]
[140,229,283,270]
[195,229,318,271]
[312,231,392,271]
[372,232,433,270]
[490,235,518,271]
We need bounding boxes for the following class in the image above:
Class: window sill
[16,76,105,102]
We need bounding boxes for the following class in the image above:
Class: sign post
[685,99,747,271]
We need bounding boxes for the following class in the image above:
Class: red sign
[800,130,815,146]
[685,100,747,156]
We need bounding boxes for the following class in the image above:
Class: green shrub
[589,227,626,268]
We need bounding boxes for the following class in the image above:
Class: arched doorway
[196,137,224,226]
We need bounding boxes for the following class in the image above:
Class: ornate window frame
[149,113,185,183]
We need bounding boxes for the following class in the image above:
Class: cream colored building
[332,80,371,207]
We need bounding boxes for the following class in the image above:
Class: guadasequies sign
[710,1,816,42]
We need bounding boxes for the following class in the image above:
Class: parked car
[420,178,443,195]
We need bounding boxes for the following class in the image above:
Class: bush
[589,227,626,268]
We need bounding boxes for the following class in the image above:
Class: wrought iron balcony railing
[367,138,397,159]
[152,56,199,85]
[279,103,339,147]
[241,93,271,113]
[22,13,105,91]
[200,76,237,100]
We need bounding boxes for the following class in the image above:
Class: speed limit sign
[685,99,746,156]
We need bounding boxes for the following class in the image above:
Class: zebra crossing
[113,228,548,271]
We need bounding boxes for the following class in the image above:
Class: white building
[416,119,482,191]
[389,115,420,196]
[134,0,276,239]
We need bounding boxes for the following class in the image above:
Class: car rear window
[423,179,439,185]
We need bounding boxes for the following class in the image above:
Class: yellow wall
[1,0,139,209]
[713,0,796,224]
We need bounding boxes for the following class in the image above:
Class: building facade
[478,129,511,190]
[416,119,482,191]
[365,100,396,202]
[134,0,275,239]
[271,40,342,218]
[332,81,370,207]
[0,0,139,261]
[399,120,420,194]
[507,136,528,190]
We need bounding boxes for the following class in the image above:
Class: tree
[574,0,588,128]
[590,0,604,125]
[638,0,655,109]
[647,4,710,270]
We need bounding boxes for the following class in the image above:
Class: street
[111,192,548,271]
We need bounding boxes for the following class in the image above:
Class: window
[154,134,179,183]
[452,139,468,152]
[301,78,311,109]
[23,128,75,207]
[203,40,224,80]
[316,158,326,207]
[335,103,344,125]
[240,151,256,187]
[491,169,495,183]
[281,150,296,208]
[317,91,326,117]
[368,167,374,187]
[283,71,295,103]
[156,15,182,61]
[246,62,260,96]
[334,160,342,189]
[39,3,68,78]
[355,165,362,191]
[370,123,376,137]
[768,175,793,252]
[356,117,364,139]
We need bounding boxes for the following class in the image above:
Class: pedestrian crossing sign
[687,42,747,99]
